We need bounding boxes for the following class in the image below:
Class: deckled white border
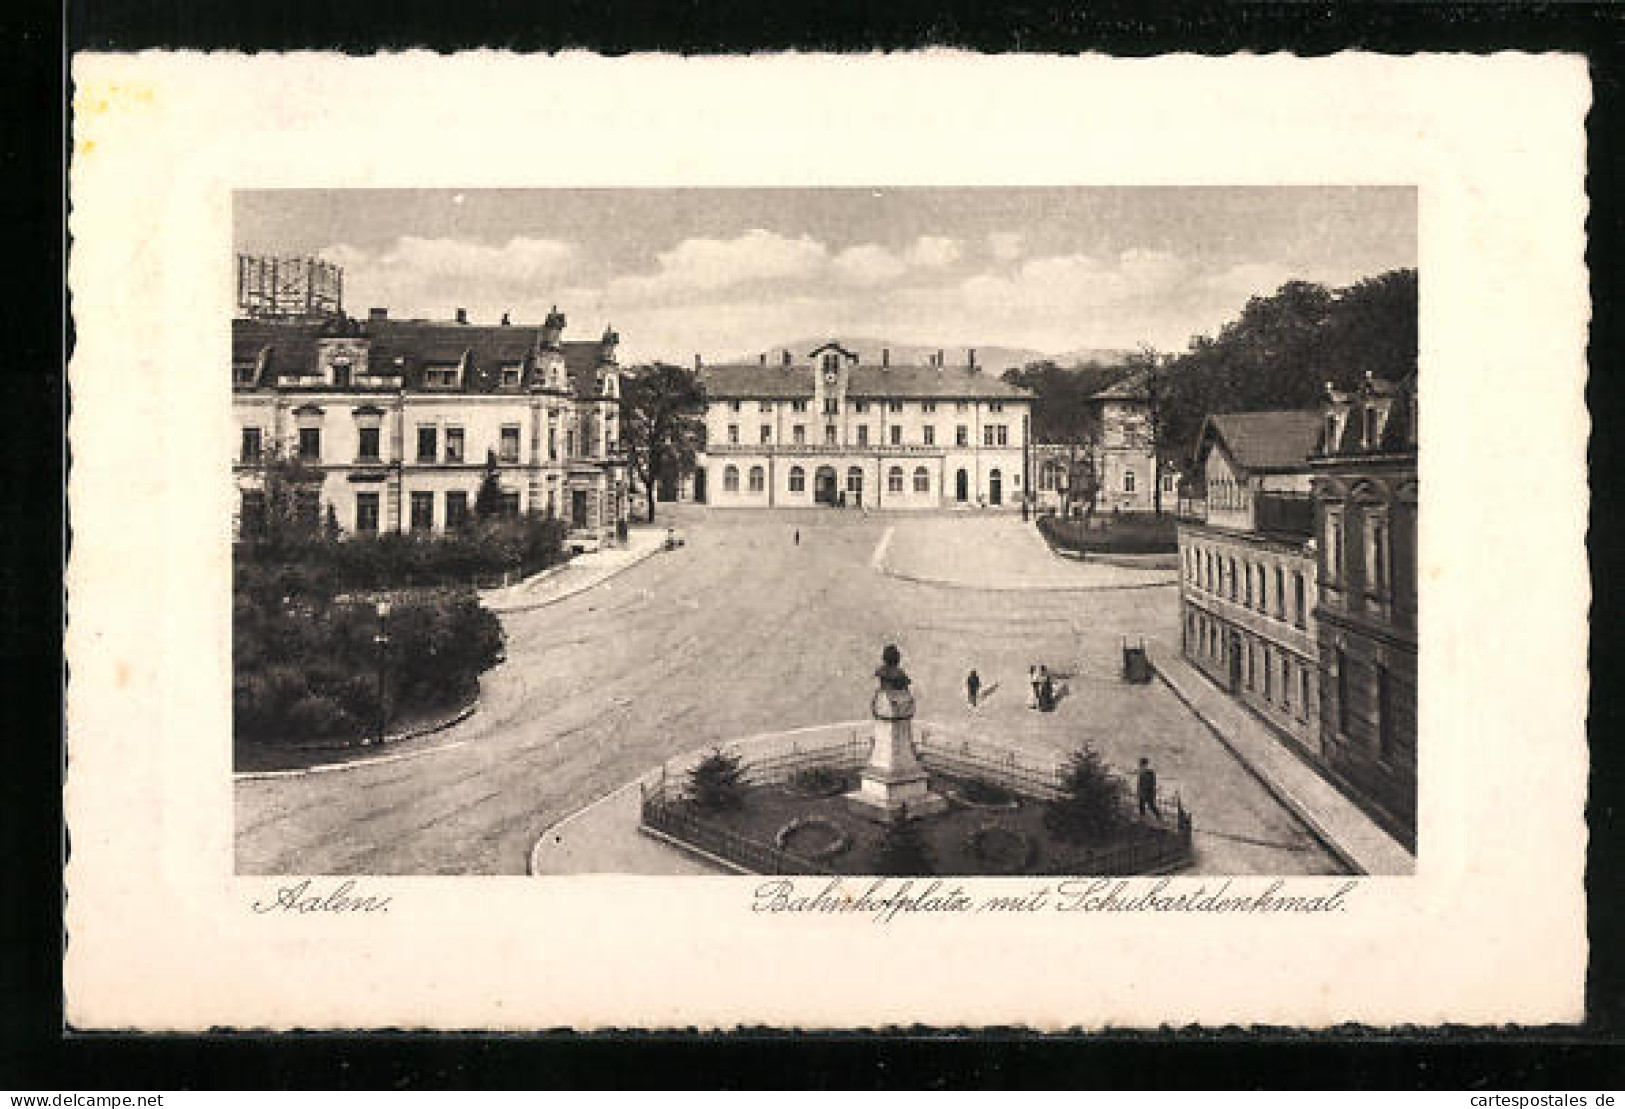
[65,52,1590,1030]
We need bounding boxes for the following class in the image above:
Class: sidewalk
[481,526,668,614]
[1151,648,1416,875]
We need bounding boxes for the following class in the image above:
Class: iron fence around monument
[638,791,839,876]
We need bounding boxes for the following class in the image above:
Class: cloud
[322,236,576,322]
[829,244,909,287]
[906,235,961,268]
[988,231,1024,262]
[608,229,829,305]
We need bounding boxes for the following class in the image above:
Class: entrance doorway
[571,490,589,529]
[815,466,837,505]
[693,467,707,504]
[955,468,968,503]
[989,469,1003,506]
[846,466,864,508]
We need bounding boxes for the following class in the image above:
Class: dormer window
[424,365,461,389]
[500,364,523,389]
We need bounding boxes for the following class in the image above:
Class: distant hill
[724,337,1136,372]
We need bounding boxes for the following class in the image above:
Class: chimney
[969,348,977,371]
[782,350,792,367]
[882,348,890,368]
[368,307,387,322]
[759,352,767,367]
[694,353,703,372]
[937,349,945,369]
[500,312,511,326]
[455,307,468,325]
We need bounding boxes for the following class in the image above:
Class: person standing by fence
[1136,756,1161,821]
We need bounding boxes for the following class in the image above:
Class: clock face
[824,369,837,384]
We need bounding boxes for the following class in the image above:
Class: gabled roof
[1196,410,1324,474]
[700,363,1032,401]
[1089,368,1150,401]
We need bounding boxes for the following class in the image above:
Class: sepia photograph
[230,186,1419,880]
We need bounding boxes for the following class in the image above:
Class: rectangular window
[499,492,521,519]
[357,426,380,462]
[760,401,773,412]
[423,366,460,389]
[889,425,901,446]
[445,491,468,531]
[989,401,1004,413]
[825,425,838,446]
[983,426,995,447]
[416,426,438,462]
[355,492,379,533]
[1294,572,1306,627]
[297,426,321,462]
[853,401,869,414]
[1299,667,1311,721]
[1325,513,1343,583]
[997,425,1009,447]
[727,424,739,445]
[445,427,465,463]
[923,426,935,446]
[1335,649,1350,735]
[956,401,969,413]
[1263,645,1273,701]
[729,400,742,412]
[857,425,869,447]
[823,398,838,416]
[957,425,969,447]
[1281,656,1292,710]
[410,491,434,531]
[793,425,806,445]
[922,402,936,414]
[792,400,808,413]
[1245,562,1254,607]
[500,425,521,463]
[760,424,772,444]
[888,401,903,413]
[1370,518,1389,592]
[1377,664,1394,758]
[548,427,557,460]
[240,427,262,463]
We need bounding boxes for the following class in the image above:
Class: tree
[871,813,935,876]
[1044,744,1123,844]
[243,443,325,555]
[1127,343,1169,516]
[687,747,747,813]
[474,449,505,520]
[619,362,706,523]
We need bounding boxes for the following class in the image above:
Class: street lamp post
[374,598,392,745]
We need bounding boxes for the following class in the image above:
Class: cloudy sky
[234,188,1415,363]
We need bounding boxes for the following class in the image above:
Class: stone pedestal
[846,688,947,820]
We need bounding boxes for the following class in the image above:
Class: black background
[6,0,1621,1090]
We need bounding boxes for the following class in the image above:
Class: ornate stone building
[694,343,1033,510]
[1032,369,1178,515]
[231,306,630,546]
[1310,373,1419,848]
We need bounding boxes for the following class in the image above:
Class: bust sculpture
[872,644,916,721]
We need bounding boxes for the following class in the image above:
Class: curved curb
[484,541,667,615]
[877,561,1178,594]
[234,702,478,781]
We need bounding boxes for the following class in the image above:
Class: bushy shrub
[688,748,748,813]
[1044,744,1123,844]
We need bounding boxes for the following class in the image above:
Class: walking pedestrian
[966,669,981,708]
[1027,665,1040,709]
[794,528,800,546]
[1136,757,1161,821]
[1040,669,1055,712]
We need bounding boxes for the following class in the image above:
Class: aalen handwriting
[251,878,393,914]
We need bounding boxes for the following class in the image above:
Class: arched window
[913,466,930,493]
[788,466,805,493]
[723,465,740,492]
[887,466,904,493]
[748,465,765,493]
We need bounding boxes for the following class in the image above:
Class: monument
[846,644,948,820]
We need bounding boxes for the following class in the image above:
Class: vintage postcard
[65,52,1590,1030]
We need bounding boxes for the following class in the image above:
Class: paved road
[236,509,1341,875]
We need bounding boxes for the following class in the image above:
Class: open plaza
[235,508,1352,877]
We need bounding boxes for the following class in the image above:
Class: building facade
[1177,410,1326,753]
[694,343,1033,509]
[1310,374,1419,848]
[1032,370,1177,515]
[232,306,630,544]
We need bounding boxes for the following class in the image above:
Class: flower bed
[775,817,852,861]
